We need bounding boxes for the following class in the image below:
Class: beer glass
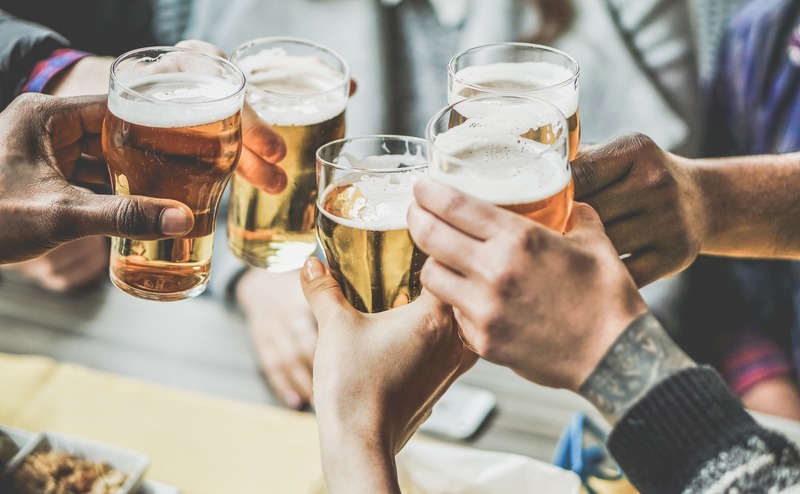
[427,95,573,232]
[448,43,581,160]
[103,47,245,301]
[317,136,428,313]
[228,37,350,271]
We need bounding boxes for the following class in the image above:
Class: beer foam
[108,73,242,127]
[322,172,424,231]
[237,48,348,126]
[431,114,570,205]
[452,62,579,117]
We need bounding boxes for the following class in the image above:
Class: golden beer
[227,38,350,271]
[428,95,573,232]
[103,48,244,301]
[316,136,427,313]
[448,44,581,160]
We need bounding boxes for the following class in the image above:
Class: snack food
[12,450,127,494]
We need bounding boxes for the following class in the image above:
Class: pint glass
[102,47,245,301]
[427,95,573,232]
[448,43,581,160]
[317,136,428,313]
[228,37,350,271]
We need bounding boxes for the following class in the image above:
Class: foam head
[108,72,243,128]
[237,48,348,126]
[451,61,579,118]
[431,110,570,206]
[322,157,427,231]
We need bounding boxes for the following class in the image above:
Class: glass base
[110,272,209,302]
[228,240,316,273]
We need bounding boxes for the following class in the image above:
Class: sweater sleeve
[0,9,69,109]
[608,366,800,493]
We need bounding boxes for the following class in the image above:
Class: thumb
[571,135,637,199]
[300,258,353,325]
[62,191,194,240]
[565,202,605,236]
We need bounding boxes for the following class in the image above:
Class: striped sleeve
[608,366,800,493]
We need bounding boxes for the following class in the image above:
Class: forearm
[319,422,401,494]
[689,152,800,259]
[578,312,693,424]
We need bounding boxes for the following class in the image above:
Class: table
[4,273,800,493]
[0,272,597,462]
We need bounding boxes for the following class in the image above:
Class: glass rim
[316,135,429,173]
[426,94,569,170]
[231,36,351,98]
[448,42,580,95]
[110,46,246,106]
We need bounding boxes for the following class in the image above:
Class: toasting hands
[0,93,195,264]
[571,134,706,287]
[301,258,476,493]
[408,179,647,391]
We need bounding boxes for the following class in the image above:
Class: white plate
[5,431,149,494]
[0,425,42,475]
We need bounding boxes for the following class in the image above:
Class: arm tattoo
[579,312,694,424]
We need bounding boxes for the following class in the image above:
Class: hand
[301,258,477,493]
[236,269,316,409]
[175,40,289,194]
[571,133,706,287]
[2,236,108,292]
[408,179,647,391]
[0,93,194,264]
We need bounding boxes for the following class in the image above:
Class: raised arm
[409,179,800,493]
[572,134,800,286]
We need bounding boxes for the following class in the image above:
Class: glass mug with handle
[227,37,350,271]
[427,95,573,232]
[316,136,428,313]
[448,42,581,160]
[102,46,245,301]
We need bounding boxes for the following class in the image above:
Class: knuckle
[442,192,467,217]
[114,198,152,236]
[572,159,599,197]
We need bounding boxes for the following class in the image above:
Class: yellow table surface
[0,353,323,493]
[0,353,637,494]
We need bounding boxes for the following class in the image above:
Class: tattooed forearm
[579,312,694,424]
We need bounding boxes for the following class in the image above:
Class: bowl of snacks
[4,431,149,494]
[0,426,41,475]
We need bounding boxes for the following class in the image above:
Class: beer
[227,39,350,271]
[103,50,244,301]
[428,96,573,232]
[316,136,427,313]
[448,44,581,159]
[318,182,426,313]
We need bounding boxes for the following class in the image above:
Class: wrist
[578,312,694,424]
[319,419,400,494]
[45,56,113,96]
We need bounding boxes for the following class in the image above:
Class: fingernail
[160,208,191,236]
[283,390,303,409]
[303,258,325,281]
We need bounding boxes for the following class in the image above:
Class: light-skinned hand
[408,179,647,391]
[301,257,477,493]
